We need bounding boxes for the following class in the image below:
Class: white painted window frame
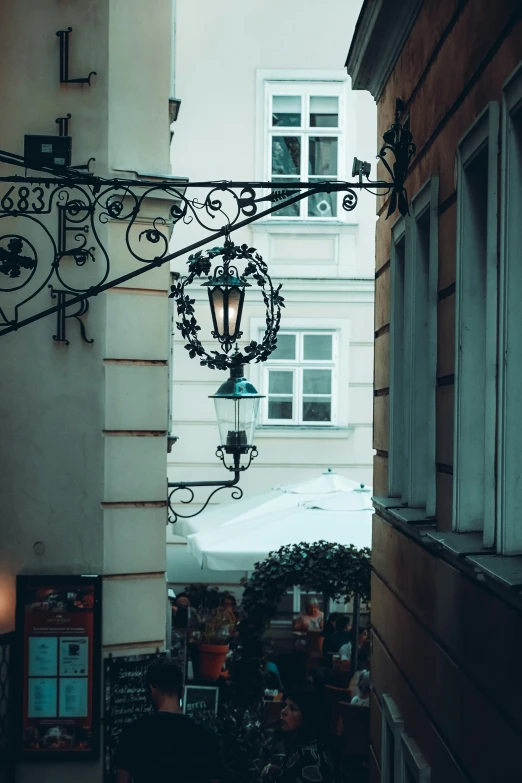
[406,178,439,514]
[453,103,499,544]
[255,69,350,224]
[400,734,431,783]
[249,316,350,428]
[261,331,338,426]
[388,215,409,499]
[381,694,404,783]
[266,82,344,221]
[497,62,522,554]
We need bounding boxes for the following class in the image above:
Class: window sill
[251,220,355,232]
[372,497,522,607]
[255,425,353,439]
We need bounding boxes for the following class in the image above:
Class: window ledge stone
[465,554,522,590]
[255,425,354,439]
[373,499,522,608]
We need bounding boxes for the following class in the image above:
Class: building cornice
[345,0,423,100]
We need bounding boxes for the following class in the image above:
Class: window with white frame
[266,82,344,219]
[454,103,499,544]
[498,63,522,555]
[261,331,337,425]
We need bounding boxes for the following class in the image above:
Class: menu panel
[16,575,101,760]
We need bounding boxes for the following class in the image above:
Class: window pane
[303,398,331,422]
[307,187,337,218]
[310,96,338,127]
[272,137,301,176]
[271,333,296,360]
[309,137,338,176]
[303,369,331,394]
[269,398,293,420]
[268,371,293,394]
[272,96,301,127]
[303,334,332,360]
[271,177,300,217]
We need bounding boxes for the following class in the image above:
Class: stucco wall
[0,1,175,779]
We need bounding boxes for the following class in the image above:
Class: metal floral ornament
[170,238,284,371]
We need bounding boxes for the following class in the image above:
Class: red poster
[16,575,101,760]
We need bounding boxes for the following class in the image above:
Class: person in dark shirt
[115,659,222,783]
[322,614,352,657]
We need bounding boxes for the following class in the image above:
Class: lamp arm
[167,447,258,524]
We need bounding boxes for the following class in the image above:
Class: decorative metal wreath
[169,238,284,371]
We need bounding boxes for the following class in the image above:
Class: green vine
[228,541,371,706]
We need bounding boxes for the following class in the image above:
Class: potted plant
[193,608,231,680]
[185,584,234,680]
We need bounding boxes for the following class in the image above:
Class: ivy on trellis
[228,540,371,706]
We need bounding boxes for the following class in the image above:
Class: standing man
[115,659,222,783]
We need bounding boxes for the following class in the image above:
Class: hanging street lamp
[203,259,250,354]
[211,363,263,458]
[167,237,283,521]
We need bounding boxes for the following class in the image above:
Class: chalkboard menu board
[183,685,219,721]
[103,653,165,782]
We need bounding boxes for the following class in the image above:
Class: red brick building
[347,1,522,781]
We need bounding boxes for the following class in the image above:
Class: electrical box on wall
[24,135,72,168]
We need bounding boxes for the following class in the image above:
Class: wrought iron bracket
[168,446,258,523]
[0,97,414,338]
[49,285,93,345]
[56,28,97,85]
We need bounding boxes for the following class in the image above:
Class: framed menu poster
[15,574,102,760]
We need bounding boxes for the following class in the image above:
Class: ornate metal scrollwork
[0,98,414,337]
[378,98,416,218]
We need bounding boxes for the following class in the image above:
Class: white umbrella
[182,470,373,571]
[174,469,370,539]
[186,503,372,571]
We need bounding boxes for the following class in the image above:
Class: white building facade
[168,0,376,586]
[0,2,179,780]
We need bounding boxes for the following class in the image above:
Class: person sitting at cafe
[293,598,324,632]
[350,670,370,707]
[322,612,339,639]
[262,685,335,782]
[323,614,352,658]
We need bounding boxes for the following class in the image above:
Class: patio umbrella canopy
[180,470,373,572]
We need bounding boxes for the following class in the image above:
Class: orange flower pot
[197,643,229,681]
